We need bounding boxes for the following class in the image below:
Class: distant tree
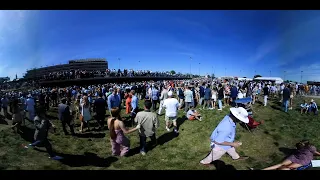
[170,70,176,74]
[254,75,262,78]
[211,73,215,78]
[243,77,247,78]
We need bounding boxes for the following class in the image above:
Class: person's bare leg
[279,163,302,170]
[263,159,292,170]
[301,109,303,114]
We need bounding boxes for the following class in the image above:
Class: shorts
[165,116,177,122]
[188,116,196,121]
[224,95,229,99]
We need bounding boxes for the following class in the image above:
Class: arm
[212,130,240,148]
[131,98,137,111]
[107,96,111,111]
[314,151,320,156]
[119,121,138,134]
[154,115,160,129]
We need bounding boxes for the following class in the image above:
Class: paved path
[302,95,320,99]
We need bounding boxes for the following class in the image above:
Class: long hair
[109,107,121,140]
[82,96,89,108]
[296,140,311,150]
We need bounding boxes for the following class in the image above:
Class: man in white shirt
[162,91,180,133]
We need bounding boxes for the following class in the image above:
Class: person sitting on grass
[308,99,318,115]
[260,140,320,170]
[186,106,202,121]
[300,100,309,114]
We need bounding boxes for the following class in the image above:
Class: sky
[1,10,320,82]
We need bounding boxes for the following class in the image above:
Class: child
[186,106,202,121]
[308,99,318,115]
[300,100,309,114]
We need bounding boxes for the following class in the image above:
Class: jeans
[283,100,289,112]
[218,99,222,109]
[31,139,55,157]
[152,99,158,111]
[199,97,204,106]
[139,134,157,153]
[185,102,192,112]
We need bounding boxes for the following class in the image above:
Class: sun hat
[230,107,249,123]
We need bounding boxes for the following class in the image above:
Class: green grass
[0,96,319,170]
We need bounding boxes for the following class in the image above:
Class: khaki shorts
[165,116,177,122]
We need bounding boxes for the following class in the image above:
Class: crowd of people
[38,69,188,81]
[0,78,319,169]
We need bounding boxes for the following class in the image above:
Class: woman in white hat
[200,107,249,165]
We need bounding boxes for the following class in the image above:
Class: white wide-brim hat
[230,107,249,123]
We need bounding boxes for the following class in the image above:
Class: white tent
[253,77,284,84]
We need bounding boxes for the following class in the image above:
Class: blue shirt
[204,88,212,100]
[210,115,236,150]
[131,95,139,111]
[230,86,238,98]
[107,94,120,111]
[199,86,205,97]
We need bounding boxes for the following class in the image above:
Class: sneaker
[234,156,249,161]
[199,117,203,121]
[218,109,222,111]
[140,151,146,156]
[174,128,179,133]
[165,126,170,132]
[50,156,63,160]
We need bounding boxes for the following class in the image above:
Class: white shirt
[163,98,180,117]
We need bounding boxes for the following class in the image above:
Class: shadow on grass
[127,131,178,157]
[270,105,282,111]
[279,147,296,157]
[212,160,237,170]
[19,126,35,143]
[56,152,118,167]
[75,132,105,138]
[0,115,8,125]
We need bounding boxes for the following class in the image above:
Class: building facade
[24,58,108,79]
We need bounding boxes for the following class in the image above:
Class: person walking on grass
[162,91,180,133]
[263,84,269,107]
[107,107,140,157]
[93,92,108,129]
[24,107,63,161]
[58,98,75,136]
[135,101,159,155]
[158,85,168,115]
[200,107,249,166]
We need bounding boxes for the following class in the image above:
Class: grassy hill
[0,95,319,170]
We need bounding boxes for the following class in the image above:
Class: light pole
[301,71,303,83]
[198,63,201,77]
[118,58,121,70]
[189,57,192,77]
[284,71,286,81]
[211,66,214,79]
[269,70,271,76]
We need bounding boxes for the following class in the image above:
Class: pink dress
[110,129,130,156]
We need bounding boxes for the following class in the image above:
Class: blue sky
[1,10,320,82]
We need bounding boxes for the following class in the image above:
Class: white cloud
[248,15,320,65]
